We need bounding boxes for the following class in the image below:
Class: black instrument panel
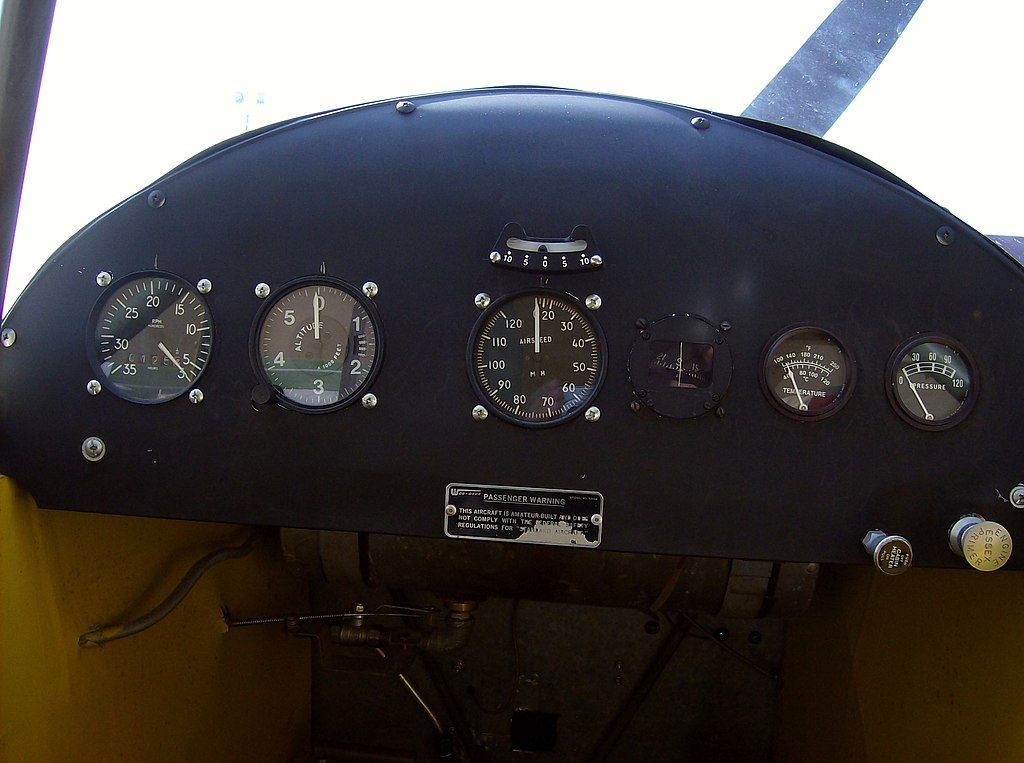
[1,87,1022,568]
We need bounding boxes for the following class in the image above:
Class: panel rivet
[86,379,102,395]
[361,392,377,409]
[489,251,502,264]
[197,278,213,294]
[82,437,105,461]
[96,271,112,287]
[188,388,204,404]
[445,504,457,517]
[936,225,955,246]
[362,281,378,298]
[472,405,489,421]
[590,254,603,267]
[474,293,491,309]
[585,406,601,422]
[1,328,15,347]
[254,282,271,298]
[690,116,710,131]
[396,100,416,114]
[147,189,166,208]
[585,294,602,310]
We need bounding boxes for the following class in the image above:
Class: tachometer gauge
[887,334,975,429]
[761,326,855,420]
[468,290,606,427]
[90,272,212,403]
[253,278,381,412]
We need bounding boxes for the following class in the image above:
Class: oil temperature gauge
[887,334,975,429]
[761,326,855,420]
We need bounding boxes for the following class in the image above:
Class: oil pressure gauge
[887,334,975,429]
[761,326,855,420]
[253,277,382,412]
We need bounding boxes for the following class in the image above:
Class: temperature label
[444,483,602,548]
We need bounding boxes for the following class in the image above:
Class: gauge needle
[158,341,189,379]
[533,299,541,354]
[313,293,321,340]
[903,367,933,420]
[677,342,683,386]
[787,366,808,411]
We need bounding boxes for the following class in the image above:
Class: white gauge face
[91,273,212,403]
[255,280,380,411]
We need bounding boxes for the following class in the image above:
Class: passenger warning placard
[444,483,603,548]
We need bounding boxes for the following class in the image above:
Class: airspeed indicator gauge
[253,278,382,413]
[761,326,855,420]
[468,290,606,427]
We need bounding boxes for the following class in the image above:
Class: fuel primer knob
[948,515,1013,572]
[862,530,913,575]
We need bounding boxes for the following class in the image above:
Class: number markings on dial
[256,282,380,411]
[470,293,604,425]
[92,274,213,403]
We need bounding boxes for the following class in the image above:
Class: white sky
[7,0,1023,310]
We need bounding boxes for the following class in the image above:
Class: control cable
[78,528,264,647]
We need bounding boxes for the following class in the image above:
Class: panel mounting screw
[361,392,377,409]
[96,271,112,287]
[445,504,457,517]
[188,388,204,404]
[585,406,601,422]
[147,189,166,208]
[362,281,378,298]
[720,321,731,332]
[585,294,602,310]
[590,513,602,526]
[490,251,502,263]
[1010,485,1024,509]
[472,405,488,421]
[590,254,603,267]
[254,282,271,298]
[936,225,955,246]
[197,278,212,294]
[86,379,102,395]
[0,328,15,347]
[474,293,491,309]
[396,100,416,114]
[690,116,710,131]
[82,436,105,462]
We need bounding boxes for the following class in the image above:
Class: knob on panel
[948,516,1013,571]
[862,530,913,575]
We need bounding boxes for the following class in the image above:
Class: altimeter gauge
[253,278,382,412]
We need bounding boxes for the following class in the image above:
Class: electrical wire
[78,528,264,647]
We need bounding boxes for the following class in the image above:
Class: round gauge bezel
[626,313,732,419]
[249,276,384,414]
[759,324,857,421]
[885,332,977,431]
[466,288,608,428]
[87,269,214,404]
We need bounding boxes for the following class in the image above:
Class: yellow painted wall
[778,564,1024,761]
[0,477,310,761]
